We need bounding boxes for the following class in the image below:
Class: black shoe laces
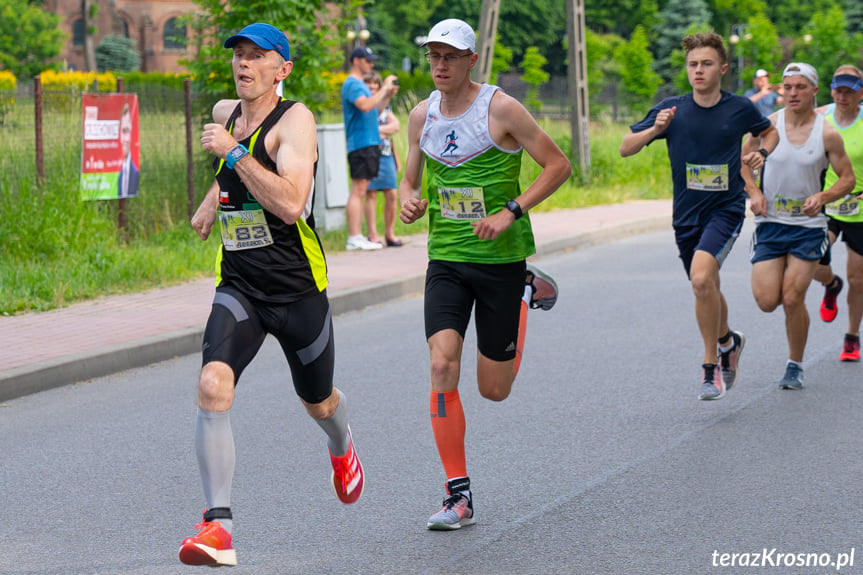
[442,493,468,508]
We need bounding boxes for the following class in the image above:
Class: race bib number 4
[686,163,729,191]
[438,187,487,220]
[219,208,274,251]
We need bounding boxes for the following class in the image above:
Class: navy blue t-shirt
[630,91,770,227]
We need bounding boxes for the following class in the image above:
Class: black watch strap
[505,199,523,219]
[757,148,769,159]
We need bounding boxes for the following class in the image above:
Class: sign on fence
[80,93,140,201]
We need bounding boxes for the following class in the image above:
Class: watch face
[231,147,245,160]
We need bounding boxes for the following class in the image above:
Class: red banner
[80,93,140,200]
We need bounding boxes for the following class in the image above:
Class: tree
[423,0,567,74]
[652,0,712,85]
[586,0,659,38]
[843,0,863,34]
[490,38,513,86]
[766,0,837,38]
[183,0,353,113]
[614,26,661,114]
[794,4,863,104]
[736,13,783,83]
[520,46,548,110]
[0,0,65,78]
[708,0,767,42]
[366,0,446,72]
[584,30,624,118]
[96,35,140,73]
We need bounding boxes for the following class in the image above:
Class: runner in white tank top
[742,62,855,390]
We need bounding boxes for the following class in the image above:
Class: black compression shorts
[201,286,335,404]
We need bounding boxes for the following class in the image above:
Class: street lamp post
[729,24,745,93]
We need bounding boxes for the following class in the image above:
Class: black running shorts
[424,260,526,362]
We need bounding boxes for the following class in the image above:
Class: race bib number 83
[219,208,274,251]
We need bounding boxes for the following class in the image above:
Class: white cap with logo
[422,19,476,52]
[782,62,818,86]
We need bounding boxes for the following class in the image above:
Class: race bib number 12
[438,187,487,220]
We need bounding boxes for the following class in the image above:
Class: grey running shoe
[719,331,745,391]
[525,263,558,310]
[698,363,725,400]
[427,492,475,530]
[779,363,804,390]
[427,478,475,530]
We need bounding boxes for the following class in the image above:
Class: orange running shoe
[178,510,236,567]
[840,334,860,362]
[330,427,365,504]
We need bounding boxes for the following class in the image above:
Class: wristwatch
[225,144,249,169]
[505,199,523,220]
[757,148,769,159]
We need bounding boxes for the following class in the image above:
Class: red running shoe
[179,515,236,566]
[330,427,365,504]
[840,334,860,362]
[820,276,843,322]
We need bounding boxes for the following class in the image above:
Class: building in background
[45,0,200,73]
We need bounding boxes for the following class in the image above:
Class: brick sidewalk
[0,200,672,401]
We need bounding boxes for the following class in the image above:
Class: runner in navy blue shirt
[620,31,777,401]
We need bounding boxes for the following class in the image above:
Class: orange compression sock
[429,390,467,479]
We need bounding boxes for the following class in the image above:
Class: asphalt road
[2,220,862,575]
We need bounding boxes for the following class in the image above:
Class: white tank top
[419,84,521,167]
[759,109,829,228]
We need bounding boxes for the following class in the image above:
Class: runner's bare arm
[399,101,429,224]
[619,106,676,157]
[190,180,220,241]
[472,92,572,241]
[804,123,856,216]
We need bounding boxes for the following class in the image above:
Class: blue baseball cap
[224,23,290,61]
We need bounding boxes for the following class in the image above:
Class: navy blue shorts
[750,222,829,264]
[673,208,743,277]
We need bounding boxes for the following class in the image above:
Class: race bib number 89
[826,195,860,217]
[219,208,274,251]
[686,163,729,191]
[438,187,487,220]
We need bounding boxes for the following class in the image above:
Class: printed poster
[80,93,140,200]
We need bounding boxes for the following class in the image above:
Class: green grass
[0,96,670,315]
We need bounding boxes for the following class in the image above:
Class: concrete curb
[0,212,671,403]
[0,327,203,402]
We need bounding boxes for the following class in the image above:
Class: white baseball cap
[422,19,476,52]
[782,62,818,86]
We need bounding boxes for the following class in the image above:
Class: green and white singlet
[419,84,535,264]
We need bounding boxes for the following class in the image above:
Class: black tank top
[214,98,328,303]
